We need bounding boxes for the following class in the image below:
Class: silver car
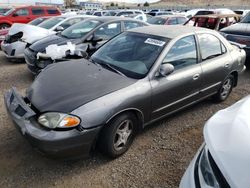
[180,96,250,188]
[1,15,94,59]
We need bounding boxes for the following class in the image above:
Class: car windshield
[61,20,101,39]
[91,32,169,79]
[3,8,14,16]
[147,17,167,25]
[241,12,250,23]
[38,17,65,29]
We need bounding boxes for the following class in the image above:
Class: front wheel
[0,23,10,30]
[98,113,137,158]
[213,75,234,102]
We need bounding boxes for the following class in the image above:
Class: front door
[151,35,202,119]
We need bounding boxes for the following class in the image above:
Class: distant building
[79,2,102,10]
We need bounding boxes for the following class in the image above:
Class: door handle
[193,74,200,80]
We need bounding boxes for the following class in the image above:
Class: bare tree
[64,0,76,8]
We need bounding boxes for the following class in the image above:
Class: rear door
[31,7,45,20]
[151,35,203,119]
[197,33,231,97]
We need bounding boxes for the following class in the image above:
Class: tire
[0,23,10,30]
[98,113,138,158]
[213,75,234,102]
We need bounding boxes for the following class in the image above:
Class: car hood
[204,96,250,188]
[29,34,76,52]
[27,59,136,113]
[220,23,250,36]
[8,23,55,44]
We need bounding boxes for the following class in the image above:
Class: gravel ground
[0,51,250,188]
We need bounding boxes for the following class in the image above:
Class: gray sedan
[4,25,246,158]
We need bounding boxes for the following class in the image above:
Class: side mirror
[55,26,64,32]
[158,63,174,77]
[86,34,103,44]
[12,13,18,17]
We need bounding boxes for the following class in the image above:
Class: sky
[0,0,160,5]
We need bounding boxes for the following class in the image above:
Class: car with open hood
[24,16,148,74]
[220,12,250,68]
[180,96,250,188]
[4,25,245,158]
[1,15,92,59]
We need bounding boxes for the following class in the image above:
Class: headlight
[38,112,81,129]
[199,148,220,188]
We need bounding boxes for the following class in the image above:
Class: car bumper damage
[4,87,101,158]
[1,40,27,58]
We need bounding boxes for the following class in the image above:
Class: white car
[1,15,94,59]
[115,10,147,22]
[180,96,250,188]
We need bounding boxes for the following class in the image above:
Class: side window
[94,12,101,16]
[31,8,44,15]
[198,34,226,61]
[163,35,197,70]
[168,18,178,25]
[47,9,59,15]
[177,17,187,24]
[124,21,143,30]
[15,8,29,16]
[94,22,121,40]
[60,18,82,29]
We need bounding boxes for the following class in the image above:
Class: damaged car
[1,15,92,59]
[0,16,50,44]
[5,25,245,158]
[180,96,250,188]
[24,16,148,74]
[220,11,250,68]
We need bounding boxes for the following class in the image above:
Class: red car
[0,6,61,29]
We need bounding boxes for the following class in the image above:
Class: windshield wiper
[100,63,126,77]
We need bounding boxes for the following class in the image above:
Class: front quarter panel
[72,79,152,129]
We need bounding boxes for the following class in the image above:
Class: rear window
[46,9,60,15]
[32,8,45,15]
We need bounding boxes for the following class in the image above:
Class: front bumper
[1,41,27,58]
[179,144,205,188]
[4,88,102,158]
[24,48,53,75]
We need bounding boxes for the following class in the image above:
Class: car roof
[129,25,213,39]
[193,13,241,18]
[156,15,186,18]
[86,16,143,22]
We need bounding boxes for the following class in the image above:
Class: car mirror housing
[55,26,64,32]
[12,13,18,17]
[158,63,174,77]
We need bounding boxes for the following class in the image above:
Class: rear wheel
[0,23,10,30]
[213,75,234,102]
[98,113,137,158]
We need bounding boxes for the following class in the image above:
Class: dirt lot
[0,51,249,188]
